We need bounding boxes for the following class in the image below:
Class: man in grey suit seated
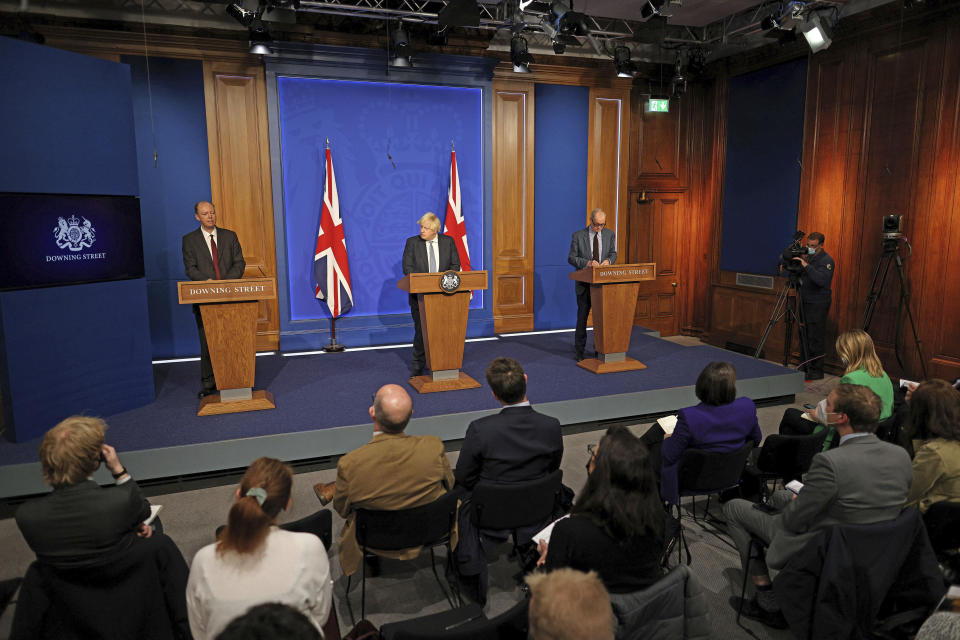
[724,383,912,629]
[568,208,616,362]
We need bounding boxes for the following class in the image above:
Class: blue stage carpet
[0,329,793,467]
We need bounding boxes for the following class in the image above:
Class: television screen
[0,193,145,291]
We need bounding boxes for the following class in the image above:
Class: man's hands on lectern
[588,260,599,267]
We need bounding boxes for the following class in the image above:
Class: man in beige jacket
[315,383,455,576]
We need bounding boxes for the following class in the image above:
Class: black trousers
[409,294,425,371]
[574,283,592,354]
[193,306,216,392]
[801,299,830,375]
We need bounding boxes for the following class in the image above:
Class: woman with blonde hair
[779,330,893,451]
[186,457,332,639]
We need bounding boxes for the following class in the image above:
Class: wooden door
[627,192,683,336]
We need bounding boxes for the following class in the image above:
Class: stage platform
[0,328,802,498]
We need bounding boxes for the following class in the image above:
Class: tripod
[755,272,809,369]
[861,240,927,379]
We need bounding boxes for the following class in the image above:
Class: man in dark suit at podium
[402,212,460,377]
[568,208,616,362]
[182,201,245,398]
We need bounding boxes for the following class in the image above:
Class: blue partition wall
[533,84,590,330]
[0,37,153,442]
[266,49,495,351]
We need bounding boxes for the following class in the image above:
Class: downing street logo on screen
[54,215,96,252]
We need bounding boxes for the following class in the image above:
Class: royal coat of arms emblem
[54,215,96,251]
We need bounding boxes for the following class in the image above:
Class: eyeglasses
[590,222,605,229]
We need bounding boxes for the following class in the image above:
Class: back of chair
[355,491,459,551]
[678,442,753,496]
[280,509,333,551]
[471,470,563,531]
[755,430,828,481]
[381,598,528,640]
[923,500,960,552]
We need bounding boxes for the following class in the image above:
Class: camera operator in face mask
[793,232,835,380]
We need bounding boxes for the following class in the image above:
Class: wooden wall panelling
[586,88,631,255]
[491,79,536,333]
[629,90,688,190]
[627,192,683,336]
[915,20,960,381]
[203,60,280,350]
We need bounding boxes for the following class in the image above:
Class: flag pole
[323,317,345,352]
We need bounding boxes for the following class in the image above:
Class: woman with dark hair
[186,458,332,640]
[654,362,762,505]
[904,379,960,512]
[536,426,664,593]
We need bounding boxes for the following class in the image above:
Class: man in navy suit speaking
[568,208,616,362]
[182,201,245,398]
[402,212,460,377]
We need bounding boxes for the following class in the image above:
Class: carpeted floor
[0,337,839,639]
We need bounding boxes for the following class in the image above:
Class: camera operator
[793,232,834,380]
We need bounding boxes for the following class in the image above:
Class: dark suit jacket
[402,234,460,276]
[181,227,245,281]
[15,479,152,568]
[454,405,563,490]
[567,226,617,270]
[660,397,762,504]
[767,433,913,570]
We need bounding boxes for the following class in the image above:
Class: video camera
[780,230,805,276]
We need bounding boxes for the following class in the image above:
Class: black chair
[673,442,754,565]
[349,491,461,620]
[923,500,960,582]
[745,430,829,503]
[471,469,563,566]
[11,533,190,640]
[380,598,529,640]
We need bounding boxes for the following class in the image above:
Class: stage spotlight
[553,40,566,54]
[800,13,833,53]
[614,46,637,78]
[226,2,257,27]
[391,22,412,67]
[510,34,534,73]
[671,57,687,97]
[761,14,781,32]
[687,48,706,76]
[640,0,666,20]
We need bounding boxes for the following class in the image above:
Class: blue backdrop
[124,55,213,358]
[0,37,153,442]
[534,84,590,330]
[276,77,484,321]
[721,57,807,275]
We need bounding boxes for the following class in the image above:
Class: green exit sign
[647,98,670,112]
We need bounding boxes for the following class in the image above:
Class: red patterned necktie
[210,234,222,280]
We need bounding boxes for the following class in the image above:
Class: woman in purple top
[658,362,762,504]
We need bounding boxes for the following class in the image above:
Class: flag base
[322,342,345,352]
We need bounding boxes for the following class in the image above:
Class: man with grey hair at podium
[402,212,460,377]
[568,208,616,362]
[182,201,246,399]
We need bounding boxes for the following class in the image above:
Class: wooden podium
[569,263,656,374]
[398,270,488,393]
[177,277,277,415]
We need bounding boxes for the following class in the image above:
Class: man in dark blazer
[723,383,912,628]
[453,357,564,601]
[182,201,246,397]
[15,416,154,569]
[567,208,616,361]
[402,212,460,376]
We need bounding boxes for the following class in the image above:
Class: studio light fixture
[510,34,534,73]
[614,46,637,78]
[640,0,666,20]
[670,57,687,97]
[391,22,412,67]
[800,12,833,53]
[226,2,258,27]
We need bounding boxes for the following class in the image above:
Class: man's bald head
[370,384,413,434]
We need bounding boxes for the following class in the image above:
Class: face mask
[807,247,817,255]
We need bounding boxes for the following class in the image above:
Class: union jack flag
[314,147,353,318]
[442,149,471,271]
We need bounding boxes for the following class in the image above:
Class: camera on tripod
[780,230,805,276]
[882,214,904,251]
